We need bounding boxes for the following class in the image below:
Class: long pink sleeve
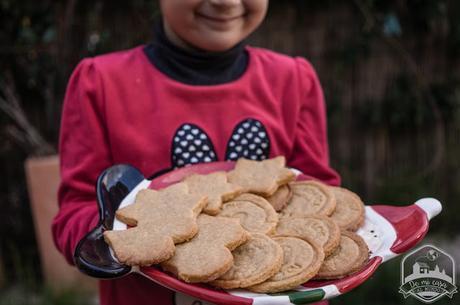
[52,59,112,265]
[287,58,341,186]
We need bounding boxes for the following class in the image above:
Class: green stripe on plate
[288,289,325,304]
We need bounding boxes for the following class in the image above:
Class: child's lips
[196,12,244,25]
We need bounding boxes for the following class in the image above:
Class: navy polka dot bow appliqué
[171,123,218,167]
[225,119,270,161]
[171,118,270,168]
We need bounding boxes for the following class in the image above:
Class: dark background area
[0,1,459,304]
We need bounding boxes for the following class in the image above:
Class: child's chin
[192,36,243,52]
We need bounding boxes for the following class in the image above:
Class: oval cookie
[219,193,278,234]
[211,233,283,289]
[265,184,293,212]
[275,216,340,257]
[315,231,369,280]
[248,236,324,293]
[280,181,336,218]
[330,187,365,231]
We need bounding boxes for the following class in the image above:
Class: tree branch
[0,74,55,156]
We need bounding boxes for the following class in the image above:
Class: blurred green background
[0,0,459,304]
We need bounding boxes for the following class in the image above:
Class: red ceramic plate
[109,161,442,305]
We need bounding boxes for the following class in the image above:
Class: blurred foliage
[354,75,460,132]
[0,285,94,305]
[0,0,459,304]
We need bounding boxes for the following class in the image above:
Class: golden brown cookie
[183,172,243,215]
[275,216,340,257]
[315,231,369,280]
[104,183,207,266]
[265,184,293,212]
[280,180,336,218]
[329,187,365,231]
[248,236,324,293]
[161,214,248,283]
[227,157,296,197]
[219,193,278,235]
[210,233,283,289]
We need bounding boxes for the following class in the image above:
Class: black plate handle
[74,164,145,278]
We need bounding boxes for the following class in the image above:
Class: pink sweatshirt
[52,45,340,305]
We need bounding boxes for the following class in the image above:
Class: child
[52,1,340,304]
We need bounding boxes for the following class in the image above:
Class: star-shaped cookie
[227,156,295,196]
[184,172,243,215]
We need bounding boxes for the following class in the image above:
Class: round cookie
[275,216,340,257]
[315,231,369,280]
[219,193,278,235]
[280,181,336,218]
[265,184,293,212]
[329,187,365,231]
[211,233,283,289]
[248,236,324,293]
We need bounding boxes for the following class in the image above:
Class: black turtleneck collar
[143,20,249,86]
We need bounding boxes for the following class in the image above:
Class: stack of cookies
[104,156,369,293]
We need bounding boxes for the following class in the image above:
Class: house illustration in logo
[405,260,453,283]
